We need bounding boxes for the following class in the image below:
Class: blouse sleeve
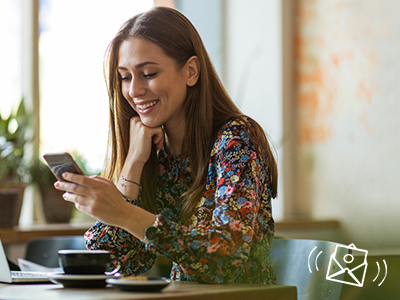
[146,123,273,283]
[84,197,157,276]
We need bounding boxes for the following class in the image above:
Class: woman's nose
[129,76,145,98]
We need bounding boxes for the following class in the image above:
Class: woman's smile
[135,100,160,114]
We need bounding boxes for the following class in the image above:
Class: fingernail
[54,182,59,188]
[63,173,68,179]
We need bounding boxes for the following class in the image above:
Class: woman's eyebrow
[136,61,159,68]
[117,61,159,71]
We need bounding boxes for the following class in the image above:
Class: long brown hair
[103,6,277,223]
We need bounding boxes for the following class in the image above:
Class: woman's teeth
[137,100,159,110]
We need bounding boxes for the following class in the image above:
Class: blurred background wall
[293,0,400,250]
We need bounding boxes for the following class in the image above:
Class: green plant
[0,99,32,184]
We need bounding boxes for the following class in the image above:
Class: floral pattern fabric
[84,118,277,284]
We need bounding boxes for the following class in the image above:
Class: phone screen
[43,152,85,181]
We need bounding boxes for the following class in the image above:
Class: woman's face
[118,37,188,130]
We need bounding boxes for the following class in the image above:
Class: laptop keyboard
[11,271,48,278]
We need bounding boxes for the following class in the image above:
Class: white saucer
[48,272,117,288]
[106,277,171,292]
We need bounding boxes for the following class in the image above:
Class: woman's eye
[143,73,157,79]
[121,76,131,81]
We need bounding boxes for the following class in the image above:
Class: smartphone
[43,152,85,181]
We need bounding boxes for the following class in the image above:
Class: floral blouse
[84,118,277,284]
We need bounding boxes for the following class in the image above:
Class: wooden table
[0,220,340,244]
[0,281,296,300]
[0,223,91,244]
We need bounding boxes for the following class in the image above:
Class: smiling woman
[54,6,278,285]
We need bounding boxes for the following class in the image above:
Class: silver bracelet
[120,175,142,191]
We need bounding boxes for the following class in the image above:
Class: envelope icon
[326,243,368,287]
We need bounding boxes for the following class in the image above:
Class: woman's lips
[136,100,159,114]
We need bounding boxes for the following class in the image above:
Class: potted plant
[29,159,75,223]
[0,99,32,228]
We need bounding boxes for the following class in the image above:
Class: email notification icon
[326,243,368,287]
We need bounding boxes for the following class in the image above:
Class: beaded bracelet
[120,175,142,191]
[122,195,136,204]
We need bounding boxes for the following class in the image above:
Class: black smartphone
[43,152,85,181]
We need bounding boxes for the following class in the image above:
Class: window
[39,0,153,172]
[0,0,22,116]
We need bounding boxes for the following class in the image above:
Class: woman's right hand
[126,117,164,166]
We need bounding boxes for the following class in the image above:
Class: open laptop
[0,238,50,283]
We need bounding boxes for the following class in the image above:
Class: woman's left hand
[54,172,127,227]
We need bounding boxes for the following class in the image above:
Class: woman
[55,6,278,284]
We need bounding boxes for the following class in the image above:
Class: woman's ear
[186,56,200,87]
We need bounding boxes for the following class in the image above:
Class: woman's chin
[139,117,162,129]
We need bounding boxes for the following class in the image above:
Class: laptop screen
[0,238,13,283]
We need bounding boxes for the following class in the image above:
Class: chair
[25,236,86,268]
[270,238,348,300]
[339,254,400,300]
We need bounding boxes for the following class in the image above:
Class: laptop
[0,238,50,283]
